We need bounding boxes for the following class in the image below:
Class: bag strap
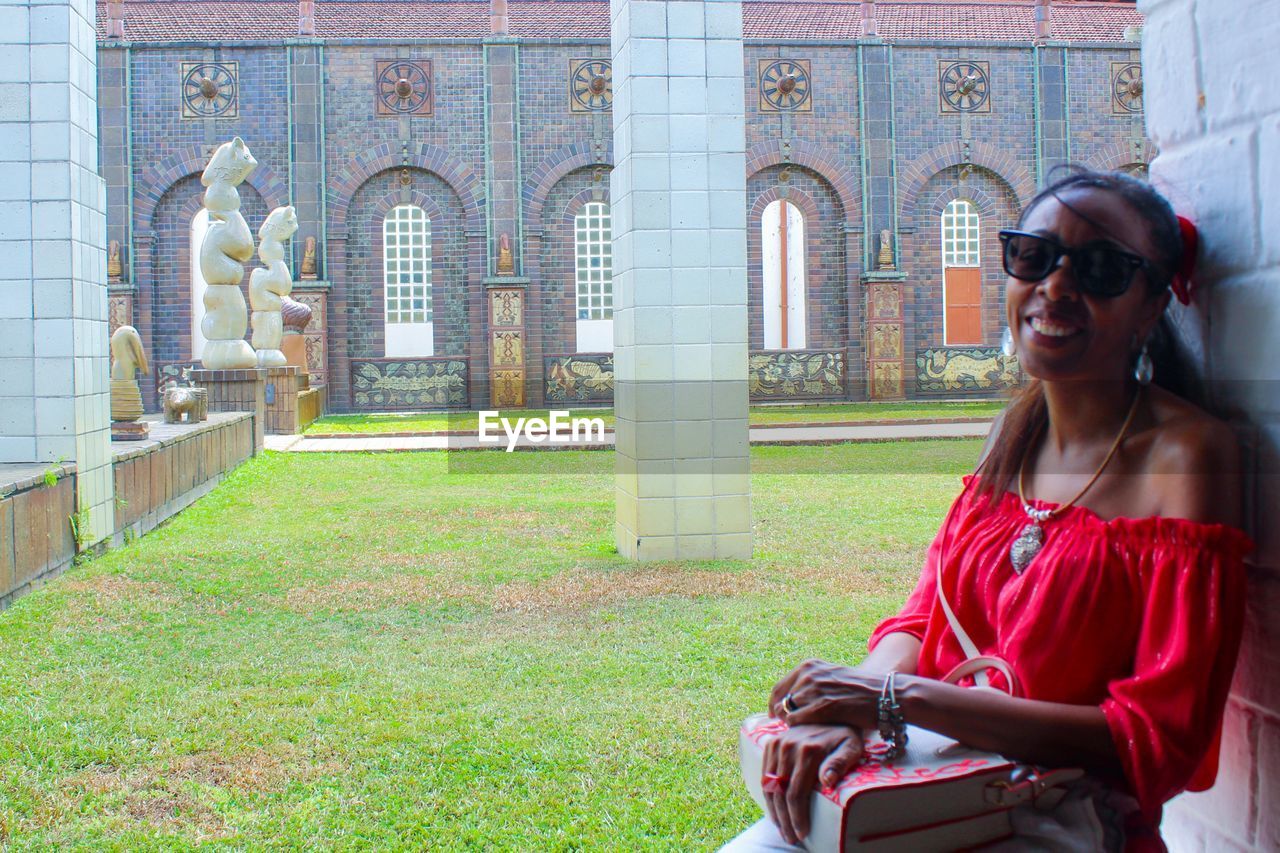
[941,655,1022,696]
[933,480,1020,697]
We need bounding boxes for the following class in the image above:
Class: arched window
[383,204,433,357]
[941,198,982,345]
[761,199,807,350]
[191,209,211,360]
[574,201,613,352]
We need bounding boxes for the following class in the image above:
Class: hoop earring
[1133,342,1153,385]
[1001,326,1016,358]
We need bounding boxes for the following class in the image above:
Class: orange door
[944,267,982,345]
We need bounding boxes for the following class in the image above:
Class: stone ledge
[0,462,77,499]
[2,412,258,610]
[108,412,255,461]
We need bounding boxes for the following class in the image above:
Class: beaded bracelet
[877,670,908,760]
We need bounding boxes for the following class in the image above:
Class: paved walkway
[266,419,992,452]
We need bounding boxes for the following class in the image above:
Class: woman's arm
[896,677,1123,775]
[778,661,1124,776]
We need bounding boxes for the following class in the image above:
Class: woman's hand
[769,659,883,730]
[762,724,865,846]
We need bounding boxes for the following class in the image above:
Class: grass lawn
[0,441,980,849]
[306,400,1005,435]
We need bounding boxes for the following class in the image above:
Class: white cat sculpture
[199,137,259,370]
[249,205,299,368]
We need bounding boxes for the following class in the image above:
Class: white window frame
[383,204,434,358]
[761,198,807,350]
[574,201,613,352]
[941,199,981,267]
[941,199,981,346]
[191,209,211,360]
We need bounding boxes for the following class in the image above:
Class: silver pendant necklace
[1010,507,1052,573]
[1011,388,1143,574]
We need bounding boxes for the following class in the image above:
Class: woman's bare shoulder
[1141,387,1242,525]
[1145,388,1239,467]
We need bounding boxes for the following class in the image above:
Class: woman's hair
[975,167,1194,503]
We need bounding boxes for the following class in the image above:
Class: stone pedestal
[282,333,308,373]
[188,368,267,452]
[611,0,752,561]
[110,421,150,441]
[263,366,303,435]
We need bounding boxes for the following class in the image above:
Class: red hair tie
[1172,215,1199,305]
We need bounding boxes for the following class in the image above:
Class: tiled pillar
[1035,46,1070,181]
[98,45,129,292]
[484,32,529,406]
[857,42,904,400]
[289,44,325,279]
[0,0,113,545]
[858,43,896,270]
[485,40,521,275]
[611,0,752,561]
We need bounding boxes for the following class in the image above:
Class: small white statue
[878,229,895,271]
[199,137,259,370]
[109,325,148,422]
[250,205,299,368]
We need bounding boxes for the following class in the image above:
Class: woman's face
[1005,187,1170,384]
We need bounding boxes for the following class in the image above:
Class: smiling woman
[979,169,1198,507]
[724,170,1252,852]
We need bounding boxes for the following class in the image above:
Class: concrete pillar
[611,0,752,561]
[0,0,113,544]
[1138,0,1280,848]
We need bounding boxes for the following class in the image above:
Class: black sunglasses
[997,230,1152,298]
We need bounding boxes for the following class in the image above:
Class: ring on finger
[782,692,799,714]
[762,772,790,794]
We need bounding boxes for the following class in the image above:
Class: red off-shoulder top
[869,475,1252,827]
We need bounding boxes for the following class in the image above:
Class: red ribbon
[1172,216,1199,305]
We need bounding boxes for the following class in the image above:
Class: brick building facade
[96,0,1149,412]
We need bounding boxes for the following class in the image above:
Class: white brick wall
[0,0,112,544]
[1139,0,1280,849]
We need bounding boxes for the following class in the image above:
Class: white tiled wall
[1140,0,1280,849]
[611,0,752,561]
[0,0,112,544]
